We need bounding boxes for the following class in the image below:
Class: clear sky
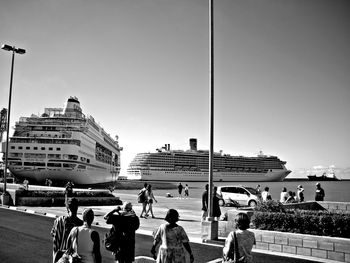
[1,0,349,178]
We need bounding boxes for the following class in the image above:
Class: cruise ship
[1,97,122,185]
[127,139,291,182]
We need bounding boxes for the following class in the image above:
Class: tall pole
[1,44,25,204]
[3,50,15,195]
[208,0,214,219]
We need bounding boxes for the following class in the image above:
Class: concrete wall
[318,201,350,213]
[253,229,350,263]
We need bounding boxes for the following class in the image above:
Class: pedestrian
[23,178,29,190]
[256,184,261,195]
[138,182,148,218]
[285,191,296,203]
[261,187,272,202]
[184,184,189,198]
[223,213,255,263]
[177,182,183,199]
[66,208,101,263]
[64,181,74,211]
[213,186,222,220]
[315,182,325,201]
[151,209,194,263]
[201,184,209,221]
[51,198,83,263]
[104,202,140,263]
[297,185,304,202]
[145,184,157,218]
[280,187,288,203]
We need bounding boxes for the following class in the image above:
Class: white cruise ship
[1,97,122,185]
[127,139,291,182]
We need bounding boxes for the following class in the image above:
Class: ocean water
[147,180,350,203]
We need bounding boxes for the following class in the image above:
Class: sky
[1,0,349,179]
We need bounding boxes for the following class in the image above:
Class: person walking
[315,182,325,201]
[66,208,101,263]
[151,209,194,263]
[297,185,304,202]
[138,182,148,218]
[51,198,83,263]
[184,184,189,198]
[280,187,288,203]
[223,213,255,263]
[104,202,140,263]
[177,182,183,199]
[201,184,209,221]
[145,184,157,218]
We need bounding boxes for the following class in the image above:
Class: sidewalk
[8,184,341,263]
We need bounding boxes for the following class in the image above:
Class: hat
[298,185,302,189]
[316,182,320,186]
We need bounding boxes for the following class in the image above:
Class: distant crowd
[256,182,325,203]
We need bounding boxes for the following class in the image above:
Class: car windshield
[245,187,259,195]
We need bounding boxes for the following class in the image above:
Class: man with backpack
[138,183,148,218]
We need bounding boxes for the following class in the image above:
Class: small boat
[307,171,339,181]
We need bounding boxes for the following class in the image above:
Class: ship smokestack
[189,138,197,151]
[167,144,170,151]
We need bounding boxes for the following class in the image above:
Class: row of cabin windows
[9,152,90,164]
[11,145,60,151]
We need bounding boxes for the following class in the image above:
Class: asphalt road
[0,207,321,263]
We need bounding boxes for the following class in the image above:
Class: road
[0,207,321,263]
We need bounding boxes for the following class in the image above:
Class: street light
[1,44,26,205]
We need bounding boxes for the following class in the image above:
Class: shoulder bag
[222,231,245,263]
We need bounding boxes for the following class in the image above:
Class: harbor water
[116,180,350,203]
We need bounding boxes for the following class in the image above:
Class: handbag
[222,231,245,263]
[57,227,82,263]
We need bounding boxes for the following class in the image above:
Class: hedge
[252,201,350,238]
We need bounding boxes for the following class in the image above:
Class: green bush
[252,210,350,238]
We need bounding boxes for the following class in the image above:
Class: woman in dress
[145,184,158,218]
[151,209,194,263]
[67,208,101,263]
[223,213,255,263]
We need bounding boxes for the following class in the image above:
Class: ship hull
[9,169,118,185]
[127,169,290,182]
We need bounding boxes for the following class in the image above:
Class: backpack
[104,226,121,252]
[137,189,146,203]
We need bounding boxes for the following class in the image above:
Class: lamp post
[1,44,26,205]
[201,0,218,241]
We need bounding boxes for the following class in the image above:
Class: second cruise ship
[127,139,291,182]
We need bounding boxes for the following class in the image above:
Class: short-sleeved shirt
[154,223,189,263]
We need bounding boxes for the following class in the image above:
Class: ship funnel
[189,138,197,151]
[63,97,82,118]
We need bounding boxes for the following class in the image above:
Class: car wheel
[248,200,257,208]
[219,199,225,206]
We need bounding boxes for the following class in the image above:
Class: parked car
[216,185,261,207]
